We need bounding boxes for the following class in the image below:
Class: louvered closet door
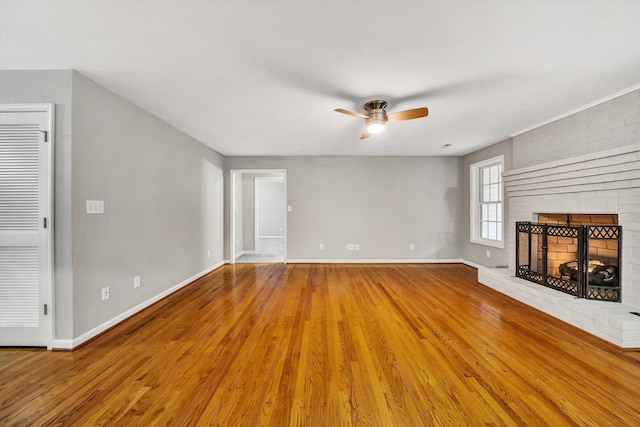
[0,106,52,347]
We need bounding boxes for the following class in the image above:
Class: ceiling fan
[335,100,429,139]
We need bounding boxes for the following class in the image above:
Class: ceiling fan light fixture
[366,119,385,134]
[366,109,387,134]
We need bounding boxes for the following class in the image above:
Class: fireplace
[477,142,640,348]
[515,214,621,302]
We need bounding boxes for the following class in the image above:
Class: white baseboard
[55,260,227,350]
[460,260,483,269]
[236,250,255,257]
[287,258,466,264]
[52,339,73,350]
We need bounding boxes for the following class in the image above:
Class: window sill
[470,238,505,249]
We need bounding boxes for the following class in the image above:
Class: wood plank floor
[1,263,640,426]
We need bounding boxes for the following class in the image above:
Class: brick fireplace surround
[478,142,640,348]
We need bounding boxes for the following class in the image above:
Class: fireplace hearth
[516,215,621,302]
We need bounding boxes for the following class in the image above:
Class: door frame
[230,169,287,264]
[0,103,55,349]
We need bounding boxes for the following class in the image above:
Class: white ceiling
[1,0,639,156]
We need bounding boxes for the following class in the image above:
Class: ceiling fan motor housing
[366,110,387,126]
[364,100,388,130]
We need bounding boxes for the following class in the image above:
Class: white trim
[283,172,288,263]
[230,170,239,263]
[0,103,55,350]
[236,250,255,256]
[470,155,505,249]
[470,238,504,250]
[287,258,465,264]
[230,169,287,264]
[52,339,73,350]
[0,103,55,113]
[45,104,55,350]
[510,83,640,137]
[254,177,258,253]
[58,261,227,350]
[257,235,285,239]
[461,260,484,269]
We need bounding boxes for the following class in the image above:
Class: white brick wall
[504,143,640,307]
[513,90,640,169]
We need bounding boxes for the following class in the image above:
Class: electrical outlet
[207,250,211,258]
[355,244,360,250]
[319,243,324,250]
[347,244,356,250]
[486,250,491,258]
[101,286,110,301]
[409,244,415,251]
[134,275,141,288]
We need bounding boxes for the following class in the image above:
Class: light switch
[287,205,292,212]
[86,200,104,214]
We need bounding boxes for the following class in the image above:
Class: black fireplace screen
[516,222,621,302]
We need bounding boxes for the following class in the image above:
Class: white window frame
[470,155,504,249]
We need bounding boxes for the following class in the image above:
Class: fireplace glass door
[516,222,621,302]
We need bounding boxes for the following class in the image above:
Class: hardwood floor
[1,263,639,426]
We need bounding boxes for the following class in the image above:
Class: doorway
[230,169,286,263]
[0,104,54,348]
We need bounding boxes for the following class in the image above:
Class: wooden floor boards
[1,263,639,426]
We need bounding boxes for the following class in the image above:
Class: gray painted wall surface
[462,138,513,267]
[240,173,283,252]
[71,72,225,336]
[226,156,462,260]
[257,179,284,237]
[1,70,225,340]
[0,70,74,340]
[201,158,225,266]
[241,174,257,251]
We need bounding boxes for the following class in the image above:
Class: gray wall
[71,72,225,336]
[462,138,513,267]
[0,70,74,340]
[1,70,226,340]
[257,179,285,237]
[241,174,257,251]
[241,172,284,252]
[226,157,462,260]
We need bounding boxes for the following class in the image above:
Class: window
[470,155,504,248]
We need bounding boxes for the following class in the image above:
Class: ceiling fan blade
[360,129,372,140]
[335,108,369,119]
[386,107,429,122]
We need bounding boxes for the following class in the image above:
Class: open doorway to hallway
[230,169,286,263]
